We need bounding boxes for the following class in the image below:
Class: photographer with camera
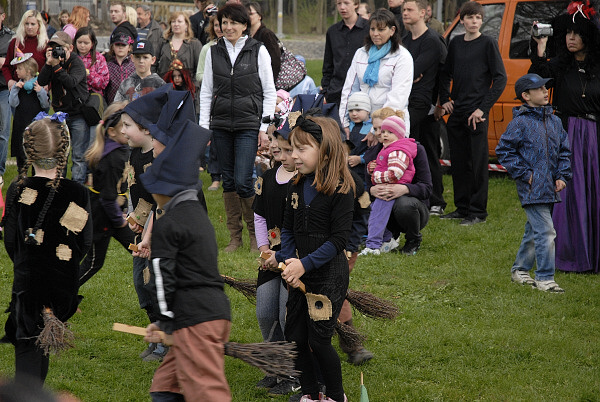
[38,31,90,184]
[190,0,216,45]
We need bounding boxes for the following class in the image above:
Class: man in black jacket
[38,32,90,184]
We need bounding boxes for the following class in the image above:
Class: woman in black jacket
[246,2,281,82]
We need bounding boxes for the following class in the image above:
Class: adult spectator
[3,10,48,90]
[59,9,69,29]
[41,11,56,38]
[156,12,202,92]
[0,6,14,185]
[402,0,447,214]
[110,1,138,42]
[136,3,163,61]
[357,2,371,19]
[195,15,223,191]
[529,5,600,273]
[438,2,506,225]
[125,6,137,27]
[199,3,276,252]
[62,6,90,40]
[38,31,90,184]
[189,0,212,45]
[340,9,414,137]
[388,0,407,38]
[246,2,281,81]
[425,3,445,35]
[321,0,369,106]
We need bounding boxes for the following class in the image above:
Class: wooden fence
[121,0,195,23]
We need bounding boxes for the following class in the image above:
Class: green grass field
[0,63,598,401]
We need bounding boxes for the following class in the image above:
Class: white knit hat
[347,92,371,113]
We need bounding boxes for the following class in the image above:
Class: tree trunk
[292,0,298,34]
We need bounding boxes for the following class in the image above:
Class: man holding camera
[38,31,90,184]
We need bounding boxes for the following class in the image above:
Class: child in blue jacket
[496,73,571,293]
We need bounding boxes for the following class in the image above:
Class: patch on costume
[56,244,72,261]
[143,162,152,173]
[155,208,164,220]
[132,199,153,226]
[306,293,333,321]
[268,226,281,247]
[358,191,371,209]
[254,176,263,195]
[19,187,38,205]
[124,162,135,187]
[291,192,299,209]
[143,266,150,285]
[59,202,89,234]
[288,111,302,128]
[35,229,45,244]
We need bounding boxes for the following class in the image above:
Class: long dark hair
[75,26,98,66]
[364,9,402,52]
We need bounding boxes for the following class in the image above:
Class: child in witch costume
[8,48,50,171]
[254,123,300,396]
[265,114,355,402]
[1,113,92,384]
[78,102,135,285]
[140,101,231,401]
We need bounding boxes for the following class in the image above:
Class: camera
[51,46,66,60]
[262,113,283,128]
[206,6,218,16]
[532,23,553,37]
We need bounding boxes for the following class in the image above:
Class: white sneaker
[535,280,564,293]
[380,238,399,253]
[359,247,380,256]
[511,270,535,286]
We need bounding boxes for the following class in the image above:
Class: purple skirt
[553,117,600,273]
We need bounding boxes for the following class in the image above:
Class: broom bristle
[335,320,367,350]
[222,275,258,302]
[346,289,400,319]
[224,341,300,380]
[35,307,75,356]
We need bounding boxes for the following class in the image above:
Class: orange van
[442,0,569,158]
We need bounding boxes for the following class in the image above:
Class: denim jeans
[256,277,287,342]
[211,129,258,198]
[67,115,90,184]
[512,203,556,281]
[0,89,11,175]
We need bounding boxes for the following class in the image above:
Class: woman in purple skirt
[529,1,600,273]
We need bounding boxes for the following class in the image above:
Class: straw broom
[221,275,258,303]
[36,307,75,356]
[113,323,300,380]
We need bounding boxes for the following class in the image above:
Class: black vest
[209,37,263,132]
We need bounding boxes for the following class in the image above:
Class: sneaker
[460,216,486,226]
[440,210,467,220]
[380,238,399,253]
[256,375,278,389]
[143,345,169,362]
[430,205,444,215]
[535,280,564,293]
[359,247,380,256]
[511,270,535,286]
[401,239,421,255]
[347,346,374,365]
[269,379,301,396]
[139,343,157,359]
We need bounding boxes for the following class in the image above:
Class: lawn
[0,61,598,400]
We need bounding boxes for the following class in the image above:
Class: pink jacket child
[369,116,417,185]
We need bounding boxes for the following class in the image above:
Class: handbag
[275,42,307,91]
[81,92,106,126]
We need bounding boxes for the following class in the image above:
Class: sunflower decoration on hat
[10,46,34,65]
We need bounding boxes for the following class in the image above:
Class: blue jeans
[0,89,11,175]
[512,203,556,281]
[211,129,258,198]
[67,115,90,184]
[256,278,287,342]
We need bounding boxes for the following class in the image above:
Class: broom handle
[277,262,307,294]
[112,323,171,344]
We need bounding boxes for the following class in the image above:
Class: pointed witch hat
[10,46,34,65]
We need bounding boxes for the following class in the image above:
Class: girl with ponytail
[1,112,92,383]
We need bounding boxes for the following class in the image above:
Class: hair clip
[33,111,68,123]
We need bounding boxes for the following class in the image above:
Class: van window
[509,1,570,59]
[448,4,506,42]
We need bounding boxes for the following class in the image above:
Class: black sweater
[38,54,89,116]
[439,34,506,115]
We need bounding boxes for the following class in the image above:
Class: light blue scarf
[363,41,391,87]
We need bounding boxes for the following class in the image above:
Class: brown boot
[240,195,258,251]
[222,192,243,252]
